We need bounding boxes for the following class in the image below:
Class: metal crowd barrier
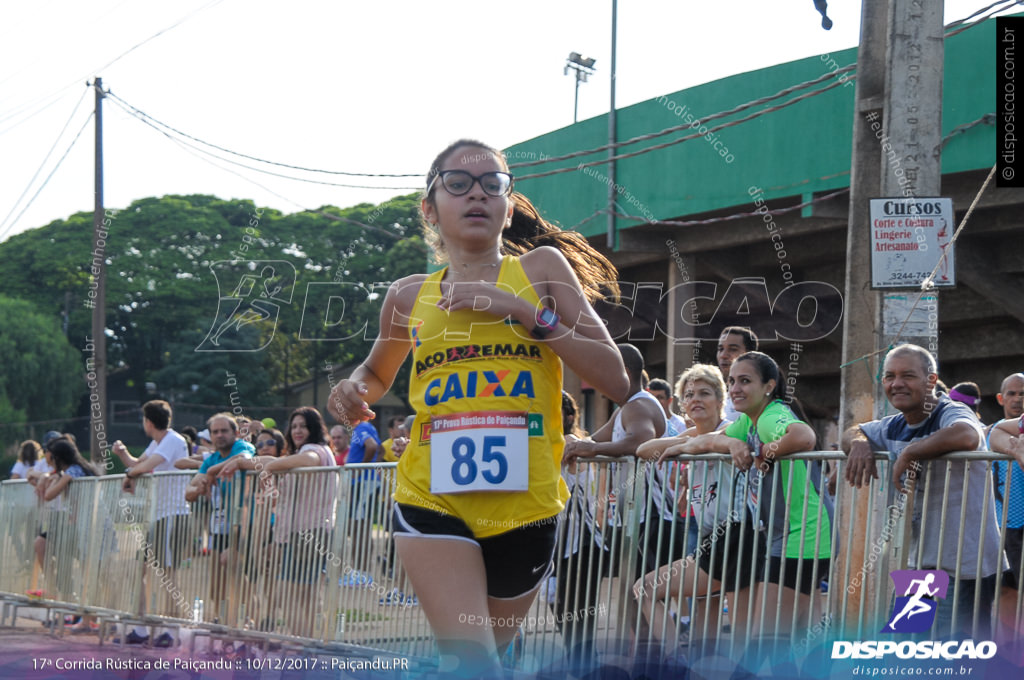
[0,451,1021,672]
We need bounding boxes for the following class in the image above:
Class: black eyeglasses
[427,170,513,197]
[256,440,276,449]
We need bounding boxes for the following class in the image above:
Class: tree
[151,326,273,406]
[0,193,427,412]
[0,295,84,444]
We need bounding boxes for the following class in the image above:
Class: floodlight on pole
[564,52,596,124]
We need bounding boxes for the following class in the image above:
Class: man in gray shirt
[843,344,1005,639]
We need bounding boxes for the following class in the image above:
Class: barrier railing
[1,451,1021,672]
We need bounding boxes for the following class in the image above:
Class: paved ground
[0,606,424,679]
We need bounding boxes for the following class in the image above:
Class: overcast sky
[0,0,1012,242]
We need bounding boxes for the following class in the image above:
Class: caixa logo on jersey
[831,570,997,661]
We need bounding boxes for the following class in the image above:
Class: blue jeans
[685,515,701,556]
[932,574,996,639]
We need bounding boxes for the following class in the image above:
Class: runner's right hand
[327,379,376,424]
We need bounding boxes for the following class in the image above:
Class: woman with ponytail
[657,351,832,642]
[329,140,628,677]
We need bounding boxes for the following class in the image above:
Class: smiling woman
[328,139,629,677]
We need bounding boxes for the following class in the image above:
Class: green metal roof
[506,16,998,242]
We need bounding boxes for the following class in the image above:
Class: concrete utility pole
[841,0,945,431]
[90,78,107,464]
[838,0,944,635]
[876,1,945,394]
[607,0,618,250]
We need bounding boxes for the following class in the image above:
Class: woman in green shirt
[656,351,832,641]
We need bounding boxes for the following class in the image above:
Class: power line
[940,112,995,148]
[510,8,1006,175]
[510,64,857,171]
[0,0,223,133]
[839,164,998,373]
[945,0,1021,37]
[945,0,1015,28]
[108,95,420,190]
[106,92,422,179]
[0,85,91,233]
[105,58,857,189]
[517,75,854,182]
[0,87,82,137]
[157,126,423,245]
[611,188,851,229]
[107,96,420,191]
[0,111,95,240]
[95,0,226,75]
[607,114,993,229]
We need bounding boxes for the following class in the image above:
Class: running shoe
[153,632,175,648]
[502,626,525,668]
[113,630,149,645]
[340,570,373,587]
[379,588,418,606]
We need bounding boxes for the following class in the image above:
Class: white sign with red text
[870,198,955,289]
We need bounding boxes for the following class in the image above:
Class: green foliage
[151,326,273,405]
[0,295,84,442]
[0,193,426,413]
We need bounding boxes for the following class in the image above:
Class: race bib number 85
[430,411,529,493]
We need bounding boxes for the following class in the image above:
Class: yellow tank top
[395,255,568,538]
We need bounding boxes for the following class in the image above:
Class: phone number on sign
[885,272,931,282]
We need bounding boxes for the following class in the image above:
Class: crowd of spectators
[6,335,1024,665]
[8,402,412,650]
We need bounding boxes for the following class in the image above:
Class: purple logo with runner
[882,570,949,634]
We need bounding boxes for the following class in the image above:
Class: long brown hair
[18,440,42,466]
[47,437,99,476]
[423,139,619,302]
[285,406,329,453]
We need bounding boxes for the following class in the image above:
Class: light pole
[564,52,596,124]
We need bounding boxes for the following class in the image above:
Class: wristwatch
[531,307,560,339]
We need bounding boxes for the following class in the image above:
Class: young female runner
[328,139,628,676]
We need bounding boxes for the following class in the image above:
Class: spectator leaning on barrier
[564,343,670,641]
[989,372,1024,585]
[24,431,60,485]
[654,352,828,641]
[634,363,734,648]
[843,344,1006,639]
[37,436,101,631]
[986,372,1024,638]
[550,390,613,671]
[217,406,337,637]
[185,413,255,627]
[111,399,190,648]
[563,343,668,517]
